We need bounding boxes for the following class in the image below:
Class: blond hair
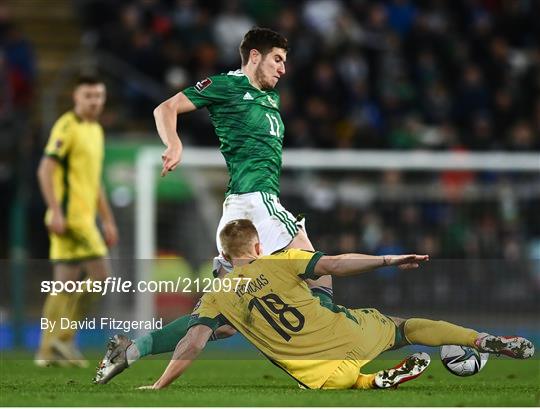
[219,219,260,259]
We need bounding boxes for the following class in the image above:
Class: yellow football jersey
[189,249,395,389]
[44,111,104,228]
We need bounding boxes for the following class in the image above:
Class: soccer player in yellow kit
[96,219,533,389]
[35,75,118,367]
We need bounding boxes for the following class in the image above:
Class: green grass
[1,351,539,406]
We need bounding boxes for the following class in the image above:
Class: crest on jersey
[195,78,212,93]
[55,139,63,148]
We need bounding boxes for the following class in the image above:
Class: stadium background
[1,0,539,352]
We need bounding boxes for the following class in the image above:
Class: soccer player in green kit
[96,28,335,368]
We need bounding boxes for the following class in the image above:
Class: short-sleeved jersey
[44,111,104,227]
[183,70,284,197]
[189,249,370,389]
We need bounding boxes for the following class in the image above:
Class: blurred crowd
[0,1,36,260]
[0,1,35,121]
[77,0,540,150]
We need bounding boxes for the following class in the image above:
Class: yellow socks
[39,292,74,353]
[353,373,376,389]
[350,318,478,391]
[40,283,102,351]
[58,286,101,343]
[403,318,478,348]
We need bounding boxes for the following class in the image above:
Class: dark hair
[75,74,103,87]
[239,27,288,66]
[219,219,260,258]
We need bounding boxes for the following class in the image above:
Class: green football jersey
[183,69,284,196]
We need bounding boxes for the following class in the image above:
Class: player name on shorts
[40,317,163,333]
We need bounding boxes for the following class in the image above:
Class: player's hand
[384,254,429,270]
[161,144,182,177]
[47,209,66,235]
[102,220,119,247]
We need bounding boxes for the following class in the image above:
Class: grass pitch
[1,351,539,406]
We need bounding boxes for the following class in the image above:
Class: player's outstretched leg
[373,352,431,388]
[94,334,132,384]
[475,333,535,359]
[399,318,535,359]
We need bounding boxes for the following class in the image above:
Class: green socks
[133,315,192,358]
[133,333,153,358]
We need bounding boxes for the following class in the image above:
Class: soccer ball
[440,345,489,376]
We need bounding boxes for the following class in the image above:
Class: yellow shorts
[321,308,396,390]
[49,223,107,262]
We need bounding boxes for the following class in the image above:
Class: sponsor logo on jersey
[243,92,254,100]
[195,78,212,93]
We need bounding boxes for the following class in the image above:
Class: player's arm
[37,156,65,235]
[153,91,197,177]
[314,254,429,277]
[97,185,118,247]
[147,325,213,390]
